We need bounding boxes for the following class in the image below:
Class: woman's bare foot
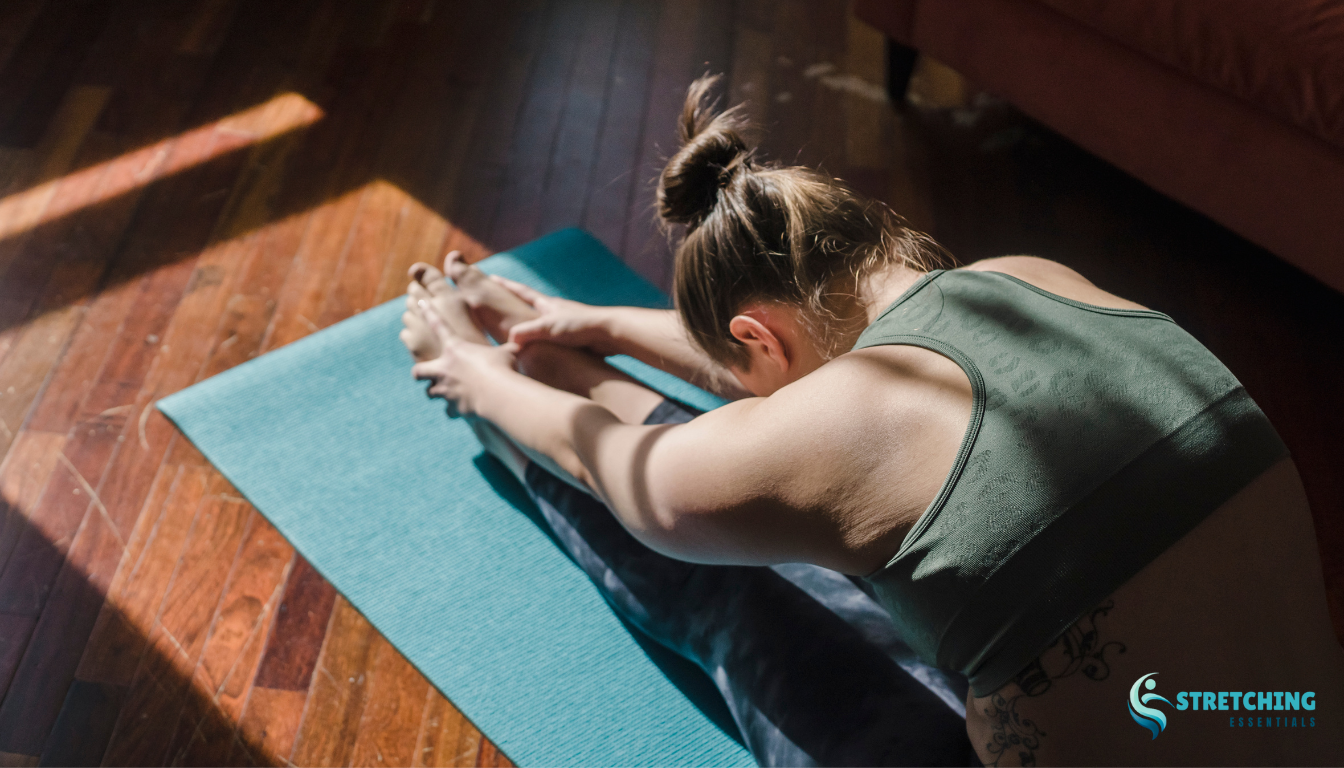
[406,250,665,426]
[440,251,540,342]
[403,251,541,360]
[401,253,492,361]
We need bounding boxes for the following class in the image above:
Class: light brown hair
[658,75,947,367]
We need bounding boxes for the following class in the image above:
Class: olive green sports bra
[857,269,1288,697]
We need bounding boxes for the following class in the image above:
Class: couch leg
[886,38,918,104]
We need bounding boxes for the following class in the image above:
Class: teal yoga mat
[158,229,746,766]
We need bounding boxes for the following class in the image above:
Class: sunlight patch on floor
[0,93,325,245]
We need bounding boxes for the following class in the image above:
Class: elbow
[630,503,727,564]
[641,503,686,546]
[560,451,597,492]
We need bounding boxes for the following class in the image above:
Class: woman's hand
[410,300,520,417]
[491,276,621,355]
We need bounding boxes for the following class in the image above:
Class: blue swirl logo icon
[1129,672,1173,739]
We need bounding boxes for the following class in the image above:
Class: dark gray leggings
[520,398,978,767]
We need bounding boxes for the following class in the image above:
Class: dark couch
[858,0,1344,295]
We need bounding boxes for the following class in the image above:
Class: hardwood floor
[0,0,1340,765]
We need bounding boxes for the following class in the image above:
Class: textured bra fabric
[857,270,1288,697]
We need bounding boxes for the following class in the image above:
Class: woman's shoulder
[957,255,1149,312]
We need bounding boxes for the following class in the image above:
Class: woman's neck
[819,263,927,359]
[859,263,925,325]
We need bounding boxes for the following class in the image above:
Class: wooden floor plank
[0,0,109,149]
[178,0,242,59]
[0,83,110,305]
[0,430,65,579]
[300,11,419,206]
[16,129,196,435]
[70,2,191,123]
[448,0,549,245]
[316,180,406,329]
[412,691,485,768]
[260,189,362,351]
[0,0,48,77]
[169,517,293,766]
[232,686,305,766]
[0,302,85,460]
[0,419,123,618]
[100,492,250,766]
[250,0,414,343]
[99,626,192,767]
[36,678,124,768]
[534,0,623,238]
[0,0,98,145]
[366,6,469,208]
[169,511,292,738]
[725,0,772,129]
[99,481,246,766]
[373,196,451,307]
[95,192,272,527]
[156,494,253,663]
[0,484,130,756]
[288,597,378,768]
[764,0,820,169]
[76,149,250,421]
[474,738,511,768]
[841,11,891,172]
[396,0,499,222]
[251,556,336,693]
[76,466,210,687]
[78,257,216,540]
[239,10,400,350]
[0,431,65,699]
[0,614,36,706]
[65,90,328,621]
[802,0,849,174]
[72,459,181,689]
[579,0,660,254]
[347,637,431,768]
[489,0,594,247]
[620,0,703,286]
[0,86,114,450]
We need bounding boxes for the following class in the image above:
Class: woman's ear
[728,311,790,377]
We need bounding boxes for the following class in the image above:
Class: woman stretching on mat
[400,76,1344,767]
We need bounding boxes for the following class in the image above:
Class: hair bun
[657,75,751,227]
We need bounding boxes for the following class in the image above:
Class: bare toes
[443,250,484,288]
[409,262,436,283]
[414,262,455,296]
[400,309,440,361]
[408,280,489,345]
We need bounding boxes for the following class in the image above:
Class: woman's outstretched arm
[412,304,901,572]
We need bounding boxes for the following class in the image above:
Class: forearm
[475,367,606,485]
[512,340,665,425]
[604,307,749,399]
[472,366,659,535]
